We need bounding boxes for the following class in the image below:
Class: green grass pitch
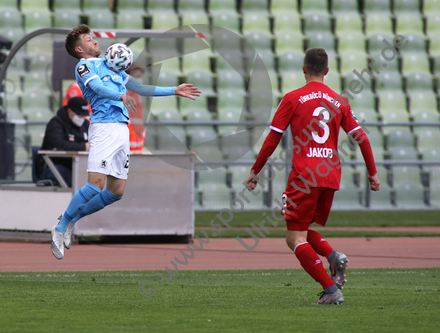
[195,210,440,228]
[194,210,440,238]
[0,268,439,332]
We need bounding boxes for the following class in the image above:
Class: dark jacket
[36,106,89,176]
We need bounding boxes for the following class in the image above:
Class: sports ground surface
[1,211,439,332]
[1,234,440,272]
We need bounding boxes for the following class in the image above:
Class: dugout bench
[0,151,195,241]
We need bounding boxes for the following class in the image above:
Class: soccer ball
[104,43,133,72]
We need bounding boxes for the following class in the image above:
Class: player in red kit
[246,48,380,304]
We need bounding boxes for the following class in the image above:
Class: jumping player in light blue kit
[51,24,201,259]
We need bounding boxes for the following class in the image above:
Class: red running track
[1,237,439,272]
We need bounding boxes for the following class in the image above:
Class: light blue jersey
[75,57,130,124]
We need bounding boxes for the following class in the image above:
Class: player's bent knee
[286,238,295,251]
[106,177,126,197]
[111,190,124,198]
[101,189,122,206]
[285,232,296,251]
[286,229,308,250]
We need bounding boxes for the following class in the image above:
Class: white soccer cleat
[64,223,75,250]
[51,225,64,260]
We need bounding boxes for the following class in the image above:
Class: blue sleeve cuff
[126,77,175,96]
[154,86,176,96]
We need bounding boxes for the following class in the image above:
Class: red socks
[307,230,334,258]
[291,231,336,290]
[294,242,335,290]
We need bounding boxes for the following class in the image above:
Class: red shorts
[281,187,335,231]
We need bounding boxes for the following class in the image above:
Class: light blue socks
[56,185,122,233]
[56,182,101,233]
[71,189,122,223]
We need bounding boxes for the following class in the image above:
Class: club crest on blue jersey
[77,64,90,78]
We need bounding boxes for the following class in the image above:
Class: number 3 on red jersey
[312,107,330,144]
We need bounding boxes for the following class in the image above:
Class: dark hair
[304,48,328,76]
[65,24,91,59]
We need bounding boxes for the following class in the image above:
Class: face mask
[72,115,85,127]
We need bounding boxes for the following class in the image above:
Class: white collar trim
[81,57,101,61]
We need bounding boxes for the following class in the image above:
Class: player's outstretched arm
[174,83,201,100]
[126,78,156,96]
[126,78,201,99]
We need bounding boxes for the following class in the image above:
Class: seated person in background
[36,97,90,187]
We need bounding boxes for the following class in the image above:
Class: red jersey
[269,81,360,190]
[63,81,93,113]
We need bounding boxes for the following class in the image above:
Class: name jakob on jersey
[298,91,342,108]
[306,147,333,158]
